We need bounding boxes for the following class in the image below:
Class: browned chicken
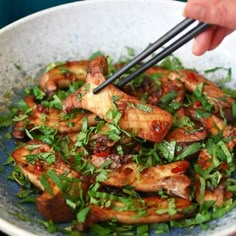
[36,186,76,223]
[125,68,185,107]
[195,176,233,207]
[169,69,235,121]
[186,109,235,206]
[39,60,89,94]
[91,157,191,199]
[166,127,207,144]
[188,108,236,150]
[12,95,98,139]
[11,140,90,222]
[63,56,173,143]
[78,196,193,230]
[11,140,82,189]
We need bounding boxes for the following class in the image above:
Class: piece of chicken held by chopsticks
[63,56,173,143]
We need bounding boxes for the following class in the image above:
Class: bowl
[0,0,236,235]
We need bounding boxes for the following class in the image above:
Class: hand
[183,0,236,56]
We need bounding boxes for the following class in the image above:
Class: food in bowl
[3,50,236,234]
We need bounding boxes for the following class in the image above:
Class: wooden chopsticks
[93,18,210,94]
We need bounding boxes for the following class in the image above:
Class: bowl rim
[0,218,36,236]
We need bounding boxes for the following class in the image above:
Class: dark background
[0,0,186,28]
[0,0,80,28]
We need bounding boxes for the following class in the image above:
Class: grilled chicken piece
[187,108,225,135]
[165,107,207,157]
[12,95,98,139]
[116,61,186,108]
[195,176,232,207]
[39,60,89,94]
[196,150,233,207]
[189,108,236,170]
[187,109,235,205]
[122,66,169,105]
[166,106,207,143]
[91,157,190,199]
[36,186,76,223]
[11,140,81,190]
[11,140,91,222]
[63,56,173,143]
[166,127,207,144]
[160,79,185,104]
[197,149,213,170]
[128,73,185,107]
[188,108,236,150]
[78,196,193,230]
[168,69,235,120]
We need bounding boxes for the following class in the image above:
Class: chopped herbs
[136,103,152,113]
[76,207,90,223]
[40,173,53,196]
[160,55,184,71]
[77,83,90,101]
[175,142,201,160]
[160,91,178,105]
[45,61,65,73]
[173,115,195,129]
[128,102,153,113]
[105,97,122,125]
[26,152,56,165]
[232,101,236,117]
[0,113,13,128]
[193,83,214,112]
[204,67,232,87]
[32,86,46,100]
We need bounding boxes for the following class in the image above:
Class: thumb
[183,0,236,29]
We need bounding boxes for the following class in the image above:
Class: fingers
[183,0,236,56]
[208,28,233,51]
[192,27,233,56]
[183,0,236,29]
[192,27,215,56]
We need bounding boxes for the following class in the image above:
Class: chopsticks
[93,18,210,94]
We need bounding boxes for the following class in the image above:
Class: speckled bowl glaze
[0,0,236,235]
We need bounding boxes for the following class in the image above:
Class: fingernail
[192,33,209,56]
[192,40,202,56]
